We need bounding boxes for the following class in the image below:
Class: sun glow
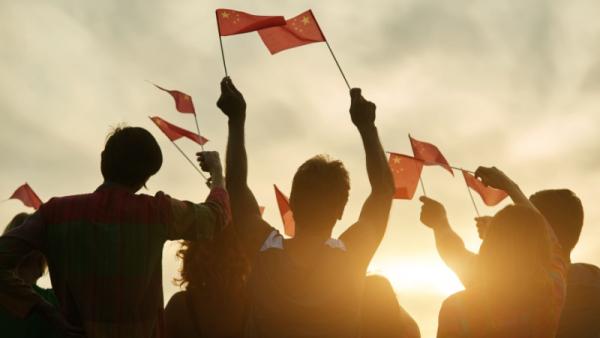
[368,258,465,296]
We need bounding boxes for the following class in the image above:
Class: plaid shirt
[0,183,230,338]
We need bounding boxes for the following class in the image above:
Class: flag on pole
[388,153,424,200]
[150,116,208,145]
[10,183,42,210]
[153,85,195,114]
[409,135,454,175]
[274,185,295,237]
[259,206,266,216]
[258,10,326,54]
[462,170,508,206]
[216,9,286,36]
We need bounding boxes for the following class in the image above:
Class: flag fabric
[462,170,508,206]
[149,116,208,146]
[216,9,286,36]
[388,153,424,200]
[258,9,326,54]
[274,185,295,237]
[409,135,454,175]
[259,206,266,216]
[10,183,42,209]
[153,84,195,114]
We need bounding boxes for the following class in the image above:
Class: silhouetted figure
[215,77,395,337]
[165,224,250,338]
[420,167,567,338]
[530,189,600,338]
[0,214,60,337]
[0,127,230,338]
[361,275,420,338]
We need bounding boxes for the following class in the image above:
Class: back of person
[246,235,363,338]
[556,263,600,338]
[40,186,172,336]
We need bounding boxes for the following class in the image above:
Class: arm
[167,151,231,241]
[0,212,84,337]
[340,88,395,264]
[217,77,273,255]
[420,196,477,288]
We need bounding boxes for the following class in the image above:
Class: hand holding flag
[463,170,508,206]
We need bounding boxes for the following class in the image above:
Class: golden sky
[2,1,600,337]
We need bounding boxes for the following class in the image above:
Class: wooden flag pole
[463,175,481,217]
[216,12,229,77]
[169,139,208,181]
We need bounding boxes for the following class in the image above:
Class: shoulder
[569,263,600,287]
[165,291,195,338]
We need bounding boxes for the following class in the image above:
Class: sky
[1,0,600,337]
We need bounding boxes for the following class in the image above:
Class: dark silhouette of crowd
[0,77,598,338]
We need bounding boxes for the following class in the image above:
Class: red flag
[274,185,295,237]
[153,84,195,114]
[388,153,424,200]
[409,135,454,175]
[259,206,266,216]
[258,10,326,54]
[149,116,208,146]
[10,183,42,210]
[462,170,508,206]
[216,9,286,36]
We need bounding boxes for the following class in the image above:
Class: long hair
[175,224,250,299]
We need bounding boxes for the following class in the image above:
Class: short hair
[289,155,350,226]
[101,126,162,188]
[530,189,583,254]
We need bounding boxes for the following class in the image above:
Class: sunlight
[368,258,465,296]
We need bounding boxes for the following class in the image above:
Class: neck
[293,221,334,244]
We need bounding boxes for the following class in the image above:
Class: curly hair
[175,224,251,298]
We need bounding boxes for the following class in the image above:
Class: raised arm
[216,77,272,254]
[419,196,477,288]
[340,88,395,262]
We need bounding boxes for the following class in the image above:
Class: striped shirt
[0,183,230,338]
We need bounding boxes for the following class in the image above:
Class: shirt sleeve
[163,187,232,241]
[0,211,48,318]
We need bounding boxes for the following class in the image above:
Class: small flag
[259,206,266,216]
[258,10,326,54]
[216,9,286,36]
[149,116,208,146]
[409,135,454,175]
[274,185,295,237]
[462,170,508,206]
[153,84,195,114]
[10,183,42,210]
[388,153,424,200]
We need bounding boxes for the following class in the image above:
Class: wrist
[228,115,245,126]
[432,219,451,232]
[357,124,377,134]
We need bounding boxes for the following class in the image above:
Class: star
[302,16,310,25]
[393,157,401,164]
[221,12,230,19]
[182,95,190,101]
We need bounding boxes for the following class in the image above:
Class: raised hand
[474,166,515,192]
[196,151,224,188]
[475,216,493,240]
[349,88,376,130]
[419,196,449,230]
[217,77,246,122]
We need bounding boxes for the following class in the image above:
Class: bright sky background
[2,1,600,337]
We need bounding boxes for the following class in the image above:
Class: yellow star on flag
[302,16,310,25]
[221,12,230,19]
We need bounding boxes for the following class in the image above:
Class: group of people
[0,77,598,338]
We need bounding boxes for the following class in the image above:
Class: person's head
[289,155,350,237]
[101,126,162,191]
[477,205,551,300]
[529,189,583,258]
[4,213,47,285]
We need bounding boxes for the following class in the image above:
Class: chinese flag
[216,9,286,36]
[274,185,295,237]
[258,10,326,54]
[10,183,42,210]
[154,84,195,114]
[462,170,508,206]
[409,135,454,175]
[259,206,266,216]
[388,153,424,200]
[149,116,208,146]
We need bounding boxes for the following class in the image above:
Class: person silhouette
[420,167,567,338]
[0,126,230,338]
[216,77,395,337]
